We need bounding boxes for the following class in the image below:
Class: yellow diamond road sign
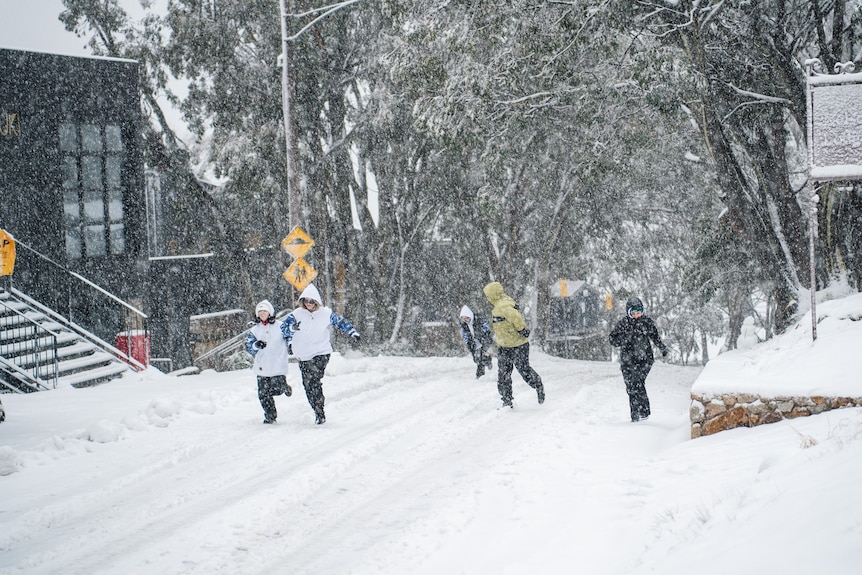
[0,229,16,276]
[283,257,318,291]
[281,226,315,259]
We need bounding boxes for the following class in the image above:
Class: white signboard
[807,70,862,181]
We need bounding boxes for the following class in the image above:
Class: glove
[518,328,530,338]
[292,321,301,331]
[254,340,267,349]
[351,333,361,344]
[662,348,669,358]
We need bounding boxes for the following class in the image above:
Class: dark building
[1,48,270,373]
[546,279,610,360]
[0,48,147,344]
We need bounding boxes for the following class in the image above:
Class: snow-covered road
[2,351,859,574]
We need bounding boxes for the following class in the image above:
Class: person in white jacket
[280,284,360,424]
[246,299,292,424]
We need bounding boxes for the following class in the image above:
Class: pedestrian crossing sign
[283,257,317,291]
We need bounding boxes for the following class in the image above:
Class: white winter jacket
[247,319,291,377]
[280,284,358,361]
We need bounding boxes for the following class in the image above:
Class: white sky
[0,0,90,56]
[1,287,860,574]
[0,1,171,57]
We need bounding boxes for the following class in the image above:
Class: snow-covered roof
[0,46,136,64]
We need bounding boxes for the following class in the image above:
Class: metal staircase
[0,288,133,391]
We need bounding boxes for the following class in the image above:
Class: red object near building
[115,330,150,369]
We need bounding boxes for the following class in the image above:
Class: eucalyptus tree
[378,0,724,348]
[160,0,388,325]
[379,3,596,308]
[629,0,862,333]
[159,0,288,302]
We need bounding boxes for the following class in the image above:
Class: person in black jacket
[459,305,494,378]
[608,296,669,422]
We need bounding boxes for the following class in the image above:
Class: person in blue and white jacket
[459,305,494,378]
[280,284,360,425]
[246,299,292,424]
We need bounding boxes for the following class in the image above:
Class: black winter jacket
[608,315,667,368]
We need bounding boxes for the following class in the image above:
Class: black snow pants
[258,375,288,422]
[299,354,330,420]
[496,343,543,404]
[621,360,652,421]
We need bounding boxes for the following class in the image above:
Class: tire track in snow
[251,357,615,574]
[13,358,480,574]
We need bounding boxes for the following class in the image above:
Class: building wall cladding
[0,48,145,341]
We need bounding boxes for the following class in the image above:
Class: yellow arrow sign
[283,257,318,291]
[281,226,315,259]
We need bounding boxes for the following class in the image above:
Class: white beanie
[255,300,275,316]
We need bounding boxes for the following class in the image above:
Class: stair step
[1,289,141,390]
[13,340,100,373]
[0,311,48,329]
[62,363,129,388]
[56,351,116,376]
[0,299,29,312]
[0,332,79,358]
[57,341,101,360]
[0,324,41,342]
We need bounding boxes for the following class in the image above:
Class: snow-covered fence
[690,393,862,438]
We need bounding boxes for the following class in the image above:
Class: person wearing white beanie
[458,305,494,378]
[246,299,292,424]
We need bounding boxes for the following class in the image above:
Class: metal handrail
[193,325,251,365]
[193,311,288,367]
[11,288,147,372]
[0,354,54,393]
[0,297,60,390]
[7,236,149,370]
[12,238,147,318]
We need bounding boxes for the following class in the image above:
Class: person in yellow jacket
[482,282,545,408]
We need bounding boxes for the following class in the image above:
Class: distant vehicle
[545,279,611,361]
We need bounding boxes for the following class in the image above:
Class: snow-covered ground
[1,293,860,575]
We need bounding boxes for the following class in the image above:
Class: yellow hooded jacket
[483,282,529,348]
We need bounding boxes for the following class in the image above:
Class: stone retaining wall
[690,393,862,439]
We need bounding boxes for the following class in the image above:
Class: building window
[60,122,126,260]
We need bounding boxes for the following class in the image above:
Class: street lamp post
[279,0,301,230]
